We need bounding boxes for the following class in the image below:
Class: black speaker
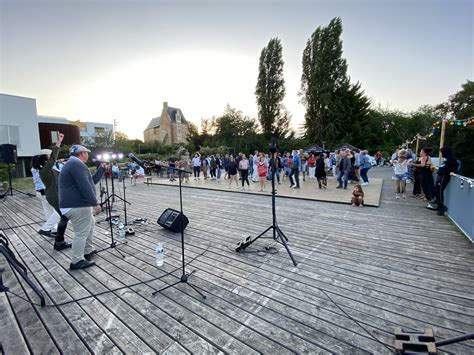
[0,144,17,164]
[157,208,189,233]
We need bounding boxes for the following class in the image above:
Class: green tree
[434,80,474,177]
[199,118,215,147]
[256,37,290,138]
[186,122,201,153]
[300,17,348,145]
[213,105,259,154]
[334,81,371,147]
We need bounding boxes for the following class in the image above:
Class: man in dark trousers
[59,145,105,270]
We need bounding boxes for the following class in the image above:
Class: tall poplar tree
[255,37,290,138]
[300,17,349,144]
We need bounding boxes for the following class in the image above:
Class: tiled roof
[145,106,187,130]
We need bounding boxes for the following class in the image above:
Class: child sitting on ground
[351,184,364,207]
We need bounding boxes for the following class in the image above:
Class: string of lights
[403,116,474,146]
[451,174,474,189]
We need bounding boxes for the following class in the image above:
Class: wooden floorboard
[0,167,473,354]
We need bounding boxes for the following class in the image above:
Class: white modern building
[0,94,41,158]
[1,93,113,177]
[68,120,113,143]
[37,115,69,124]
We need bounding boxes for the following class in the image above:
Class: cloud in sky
[1,0,472,140]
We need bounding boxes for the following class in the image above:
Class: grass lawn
[1,177,35,192]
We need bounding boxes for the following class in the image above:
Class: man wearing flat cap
[59,144,105,270]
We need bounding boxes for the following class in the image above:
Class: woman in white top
[192,153,201,179]
[239,153,251,190]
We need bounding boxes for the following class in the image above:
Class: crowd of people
[390,146,460,215]
[162,148,374,193]
[30,136,460,271]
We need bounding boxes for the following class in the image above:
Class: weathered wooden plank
[0,268,30,355]
[5,228,119,353]
[1,168,473,354]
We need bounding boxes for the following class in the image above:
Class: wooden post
[415,134,420,157]
[438,119,446,167]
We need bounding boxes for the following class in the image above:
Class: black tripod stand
[96,174,126,258]
[0,233,45,306]
[152,168,206,299]
[0,164,34,199]
[101,173,130,213]
[235,146,297,266]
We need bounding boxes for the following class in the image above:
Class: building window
[94,127,105,134]
[0,125,21,148]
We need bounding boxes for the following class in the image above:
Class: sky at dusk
[1,0,472,140]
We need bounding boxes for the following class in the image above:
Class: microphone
[128,153,146,168]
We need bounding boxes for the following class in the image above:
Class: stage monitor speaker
[0,144,18,164]
[157,208,189,233]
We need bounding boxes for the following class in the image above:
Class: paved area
[147,171,383,207]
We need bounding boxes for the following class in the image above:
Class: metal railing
[444,174,474,242]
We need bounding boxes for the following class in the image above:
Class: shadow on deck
[0,167,473,354]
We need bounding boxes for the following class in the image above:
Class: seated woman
[131,166,145,185]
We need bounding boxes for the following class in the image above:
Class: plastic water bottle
[155,244,164,267]
[118,223,125,241]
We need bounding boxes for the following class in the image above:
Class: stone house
[144,102,189,145]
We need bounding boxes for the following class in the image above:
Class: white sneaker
[402,193,406,199]
[395,193,400,199]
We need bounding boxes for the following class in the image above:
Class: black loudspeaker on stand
[0,144,34,199]
[152,167,206,299]
[235,138,297,266]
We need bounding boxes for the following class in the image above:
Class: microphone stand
[101,175,130,212]
[235,148,297,266]
[152,167,206,299]
[96,173,126,258]
[0,163,35,199]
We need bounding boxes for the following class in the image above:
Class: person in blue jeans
[289,150,302,188]
[337,150,352,189]
[359,150,371,186]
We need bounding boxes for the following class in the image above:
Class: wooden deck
[1,168,473,354]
